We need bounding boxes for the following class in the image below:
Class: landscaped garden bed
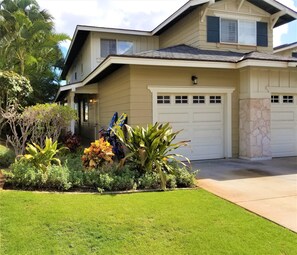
[1,110,197,193]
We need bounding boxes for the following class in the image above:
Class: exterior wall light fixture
[191,75,198,85]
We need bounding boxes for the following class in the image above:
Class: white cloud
[38,0,187,36]
[38,0,297,48]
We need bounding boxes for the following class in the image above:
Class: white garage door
[156,94,224,160]
[271,95,297,157]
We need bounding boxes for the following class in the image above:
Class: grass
[0,190,296,255]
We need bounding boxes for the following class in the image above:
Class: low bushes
[3,123,198,192]
[4,152,196,192]
[0,144,15,168]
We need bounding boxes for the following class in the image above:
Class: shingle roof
[133,44,297,63]
[274,41,297,51]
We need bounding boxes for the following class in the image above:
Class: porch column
[239,68,272,160]
[69,91,75,134]
[239,98,272,160]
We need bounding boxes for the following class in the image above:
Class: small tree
[0,70,32,135]
[23,103,77,147]
[0,70,32,109]
[2,103,77,155]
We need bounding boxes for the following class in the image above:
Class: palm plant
[0,0,69,103]
[114,123,189,190]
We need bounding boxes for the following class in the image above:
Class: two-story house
[56,0,297,161]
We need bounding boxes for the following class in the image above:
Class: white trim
[59,82,84,92]
[270,10,286,29]
[236,59,291,68]
[274,43,297,53]
[77,25,151,36]
[288,62,297,68]
[148,86,235,158]
[214,12,263,21]
[267,87,297,94]
[152,0,209,34]
[264,0,297,19]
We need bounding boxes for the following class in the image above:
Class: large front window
[100,39,133,58]
[221,19,256,45]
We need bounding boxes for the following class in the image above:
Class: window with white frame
[101,39,133,58]
[101,39,116,58]
[157,95,170,104]
[118,41,133,55]
[221,18,256,45]
[283,95,294,104]
[271,95,279,103]
[193,96,205,104]
[175,96,188,104]
[210,96,222,104]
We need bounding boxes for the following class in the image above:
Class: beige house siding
[159,8,200,48]
[97,66,131,129]
[91,31,159,68]
[274,47,297,57]
[240,67,297,100]
[129,65,240,157]
[66,34,92,84]
[160,0,272,53]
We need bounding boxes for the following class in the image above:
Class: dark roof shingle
[133,44,297,63]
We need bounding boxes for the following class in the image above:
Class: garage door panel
[193,112,223,122]
[158,113,190,123]
[156,93,225,160]
[272,111,295,121]
[271,96,297,157]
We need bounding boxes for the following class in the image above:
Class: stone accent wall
[239,98,271,159]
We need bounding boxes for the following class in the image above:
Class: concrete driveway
[192,157,297,232]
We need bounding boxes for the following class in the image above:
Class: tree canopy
[0,0,69,104]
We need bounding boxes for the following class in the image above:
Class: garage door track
[193,157,297,232]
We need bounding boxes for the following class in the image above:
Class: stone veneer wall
[239,98,271,159]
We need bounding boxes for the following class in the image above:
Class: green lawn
[0,190,296,255]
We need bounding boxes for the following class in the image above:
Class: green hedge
[0,145,15,168]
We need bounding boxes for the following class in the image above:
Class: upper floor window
[207,16,267,47]
[221,19,256,45]
[118,41,133,55]
[101,39,133,58]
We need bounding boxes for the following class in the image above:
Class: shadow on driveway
[192,157,297,181]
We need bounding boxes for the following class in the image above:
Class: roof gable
[153,0,297,35]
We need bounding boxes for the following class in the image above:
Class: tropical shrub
[60,131,81,152]
[82,138,114,169]
[4,161,71,190]
[170,162,197,188]
[21,137,65,172]
[114,123,189,190]
[0,144,15,167]
[138,172,160,190]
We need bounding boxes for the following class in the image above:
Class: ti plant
[21,137,65,172]
[114,122,189,190]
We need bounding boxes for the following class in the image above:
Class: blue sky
[38,0,297,52]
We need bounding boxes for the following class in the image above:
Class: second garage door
[156,94,225,160]
[271,94,297,157]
